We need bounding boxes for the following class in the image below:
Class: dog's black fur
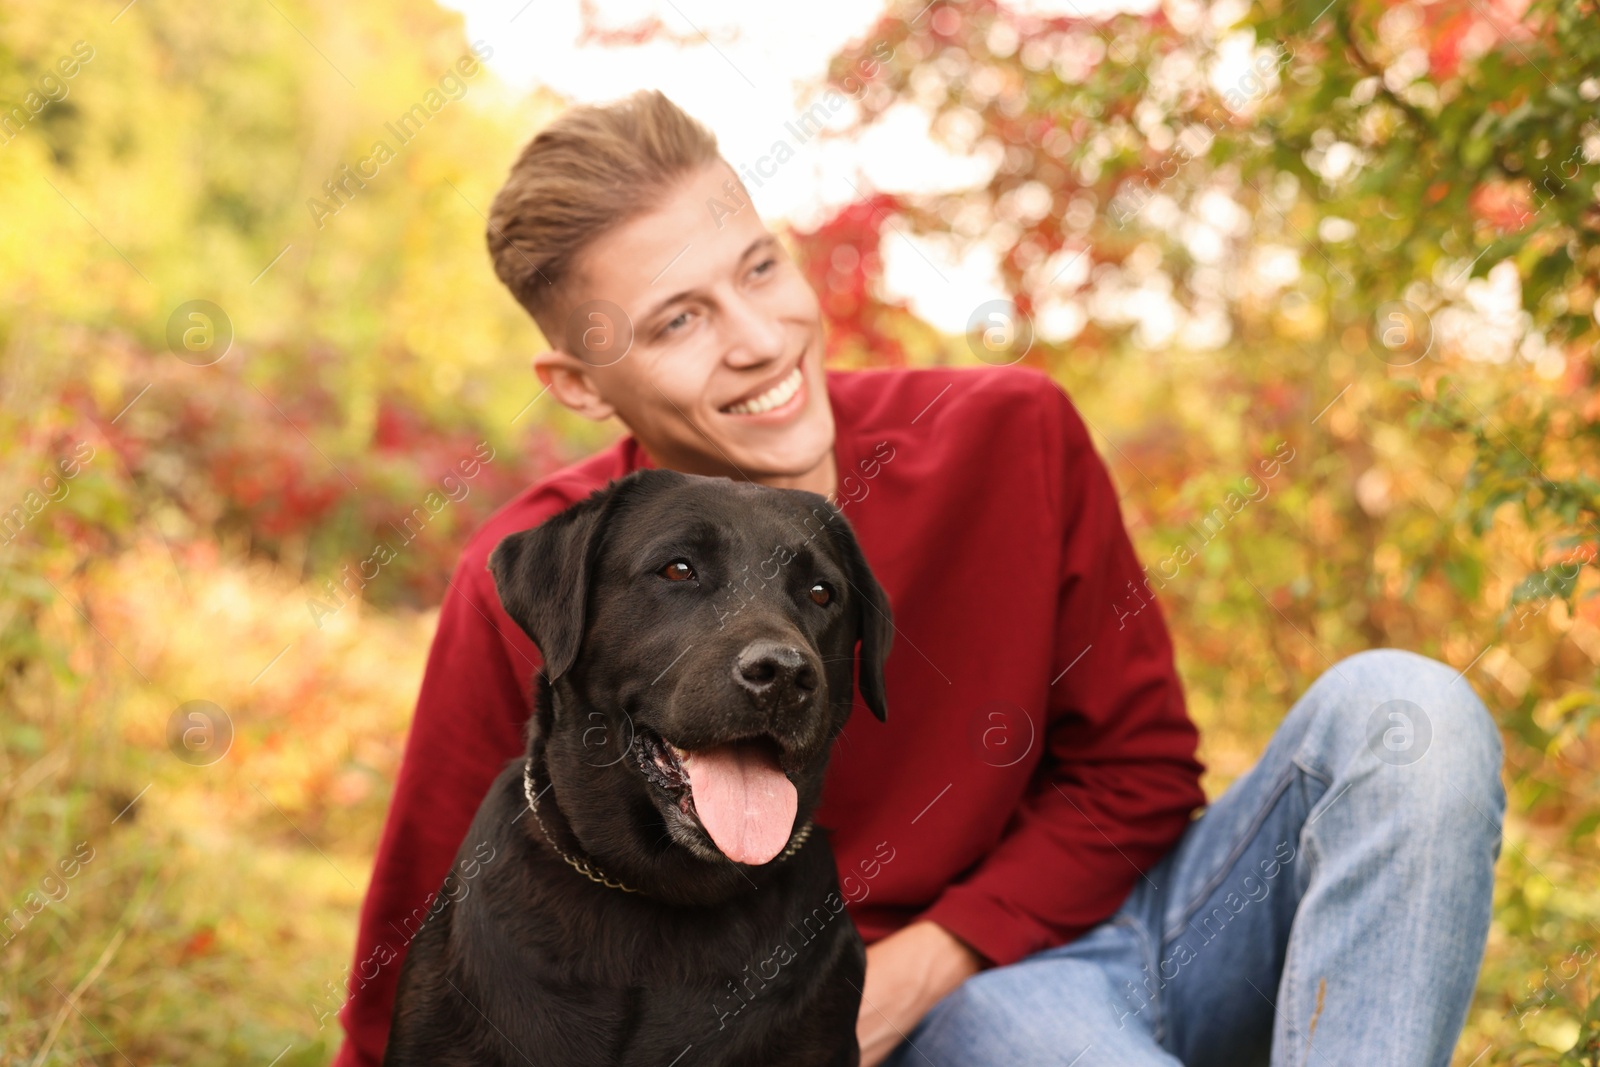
[384,469,892,1067]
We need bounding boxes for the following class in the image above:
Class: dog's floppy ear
[824,508,893,722]
[487,485,617,682]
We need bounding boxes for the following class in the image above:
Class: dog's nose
[735,641,818,704]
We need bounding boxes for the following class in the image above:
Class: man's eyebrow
[637,236,779,325]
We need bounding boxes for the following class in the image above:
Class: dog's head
[488,469,890,897]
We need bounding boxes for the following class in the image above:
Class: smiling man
[489,113,839,497]
[335,90,1506,1067]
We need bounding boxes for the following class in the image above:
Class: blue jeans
[879,650,1506,1067]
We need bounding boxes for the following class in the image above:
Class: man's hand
[856,920,987,1067]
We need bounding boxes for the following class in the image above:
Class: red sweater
[333,364,1205,1065]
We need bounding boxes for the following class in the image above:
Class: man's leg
[877,649,1503,1067]
[875,915,1182,1067]
[1139,648,1506,1067]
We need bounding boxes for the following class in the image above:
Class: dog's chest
[520,890,861,1067]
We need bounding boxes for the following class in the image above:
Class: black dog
[385,468,892,1067]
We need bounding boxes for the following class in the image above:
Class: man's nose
[720,293,786,367]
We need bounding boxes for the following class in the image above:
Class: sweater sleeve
[913,379,1206,968]
[332,550,539,1067]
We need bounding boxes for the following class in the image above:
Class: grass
[2,539,426,1066]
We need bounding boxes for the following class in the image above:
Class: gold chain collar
[521,755,815,895]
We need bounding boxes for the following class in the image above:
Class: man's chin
[720,419,836,486]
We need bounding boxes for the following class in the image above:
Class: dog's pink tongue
[685,741,797,865]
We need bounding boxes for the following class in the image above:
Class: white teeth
[723,368,802,415]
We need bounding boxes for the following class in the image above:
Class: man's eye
[661,311,692,335]
[659,560,696,582]
[752,257,778,277]
[809,581,834,606]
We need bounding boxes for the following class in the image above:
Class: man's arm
[910,378,1206,967]
[331,550,538,1067]
[856,920,986,1066]
[857,377,1205,1061]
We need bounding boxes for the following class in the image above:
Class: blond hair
[486,90,723,342]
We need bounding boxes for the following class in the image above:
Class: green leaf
[1509,562,1584,606]
[1443,555,1484,599]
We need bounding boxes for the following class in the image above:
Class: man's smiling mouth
[720,366,803,416]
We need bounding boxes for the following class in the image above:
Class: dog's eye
[658,560,696,582]
[809,581,834,606]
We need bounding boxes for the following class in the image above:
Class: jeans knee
[1322,649,1505,823]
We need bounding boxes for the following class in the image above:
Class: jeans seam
[1290,752,1333,790]
[1161,757,1323,945]
[1111,913,1166,1043]
[1268,753,1330,1065]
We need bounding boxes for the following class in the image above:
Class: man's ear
[487,486,614,681]
[824,508,893,722]
[534,350,616,423]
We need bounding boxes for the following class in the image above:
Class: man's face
[548,162,835,488]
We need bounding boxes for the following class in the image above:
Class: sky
[437,0,1148,330]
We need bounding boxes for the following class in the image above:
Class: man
[334,90,1505,1066]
